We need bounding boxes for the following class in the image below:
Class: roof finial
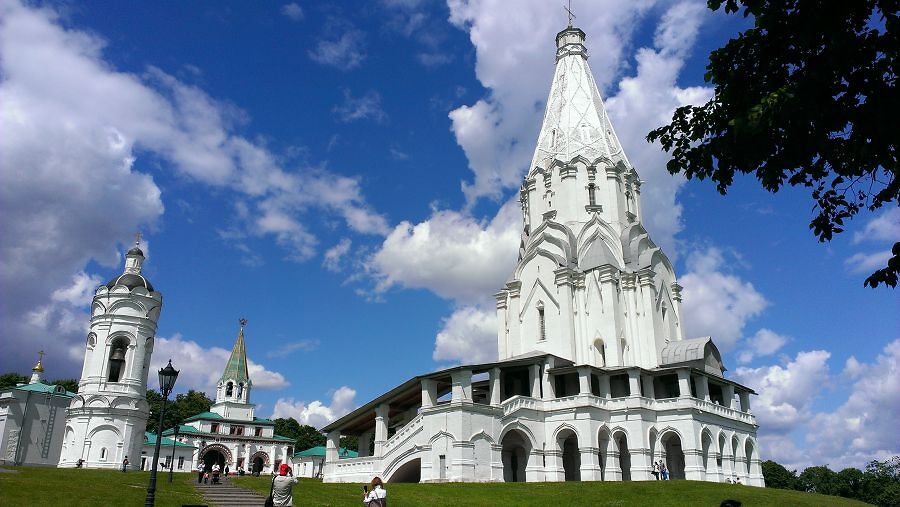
[239,318,247,331]
[134,231,142,248]
[564,0,576,27]
[33,350,45,372]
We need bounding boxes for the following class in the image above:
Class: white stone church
[321,25,764,486]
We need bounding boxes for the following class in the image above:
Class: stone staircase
[195,481,267,506]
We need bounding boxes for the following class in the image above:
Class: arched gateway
[200,444,232,471]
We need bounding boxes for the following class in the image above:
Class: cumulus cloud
[271,386,357,428]
[367,199,521,303]
[149,333,289,393]
[737,328,790,364]
[323,238,353,272]
[679,247,768,350]
[0,0,386,374]
[852,207,900,244]
[732,341,900,470]
[433,306,498,364]
[308,24,366,70]
[281,3,304,21]
[844,250,893,274]
[333,89,387,123]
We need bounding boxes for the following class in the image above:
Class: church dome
[106,273,154,292]
[127,245,144,256]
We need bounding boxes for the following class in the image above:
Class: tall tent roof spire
[529,23,630,176]
[220,318,251,385]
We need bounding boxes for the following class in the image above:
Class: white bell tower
[59,237,163,469]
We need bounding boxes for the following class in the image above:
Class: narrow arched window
[537,302,546,342]
[238,382,244,399]
[226,382,234,397]
[107,338,128,382]
[100,448,107,460]
[588,183,596,206]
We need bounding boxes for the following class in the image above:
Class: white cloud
[281,3,304,21]
[149,334,289,393]
[333,89,387,123]
[844,250,892,274]
[0,0,387,375]
[853,207,900,244]
[731,350,832,436]
[266,340,320,358]
[323,238,353,272]
[737,328,789,364]
[433,305,498,364]
[367,199,521,303]
[679,247,768,350]
[308,26,366,70]
[732,341,900,470]
[271,386,357,428]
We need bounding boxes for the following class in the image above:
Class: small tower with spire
[211,319,255,421]
[29,351,45,384]
[59,234,163,469]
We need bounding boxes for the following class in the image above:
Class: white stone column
[695,375,711,401]
[577,366,591,395]
[451,369,473,403]
[495,290,509,359]
[676,369,692,398]
[374,403,389,457]
[597,374,611,398]
[489,368,502,405]
[358,432,372,458]
[526,449,545,482]
[641,375,655,399]
[421,379,437,408]
[544,449,564,482]
[722,384,736,409]
[530,364,541,399]
[324,431,340,482]
[506,282,522,358]
[627,369,641,397]
[739,392,751,413]
[579,446,602,481]
[541,359,555,400]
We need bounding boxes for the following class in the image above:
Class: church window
[593,339,606,367]
[226,382,234,397]
[537,303,546,342]
[178,456,184,470]
[550,129,558,147]
[588,183,596,205]
[238,382,244,399]
[107,338,128,382]
[210,423,219,434]
[255,427,263,437]
[100,448,107,460]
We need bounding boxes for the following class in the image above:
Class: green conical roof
[220,324,251,384]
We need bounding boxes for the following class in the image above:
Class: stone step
[194,481,268,507]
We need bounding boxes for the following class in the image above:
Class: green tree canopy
[146,389,214,434]
[761,459,798,490]
[648,0,898,287]
[0,373,78,393]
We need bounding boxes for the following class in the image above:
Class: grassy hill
[232,475,871,506]
[0,466,873,506]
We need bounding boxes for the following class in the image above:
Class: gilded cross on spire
[564,0,576,27]
[239,318,248,329]
[134,231,142,247]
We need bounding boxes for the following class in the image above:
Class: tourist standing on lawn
[363,476,387,507]
[197,460,205,483]
[651,461,660,480]
[660,461,669,480]
[272,463,298,507]
[121,456,128,472]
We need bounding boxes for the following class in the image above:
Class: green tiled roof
[293,446,358,459]
[253,417,273,423]
[272,434,294,442]
[220,326,251,384]
[144,432,195,448]
[184,411,222,422]
[14,382,75,397]
[162,424,200,437]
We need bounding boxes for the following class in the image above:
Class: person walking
[271,463,298,507]
[197,461,205,484]
[211,462,221,484]
[363,476,387,507]
[660,461,669,480]
[224,464,230,481]
[121,456,129,472]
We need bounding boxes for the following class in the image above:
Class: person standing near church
[122,456,129,472]
[272,463,298,507]
[197,460,205,483]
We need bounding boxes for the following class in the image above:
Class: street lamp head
[158,359,179,396]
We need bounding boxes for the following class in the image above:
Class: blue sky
[1,0,896,471]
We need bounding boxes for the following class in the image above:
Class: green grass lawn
[0,466,205,507]
[230,475,873,506]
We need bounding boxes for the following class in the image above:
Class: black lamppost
[145,360,179,507]
[168,422,180,483]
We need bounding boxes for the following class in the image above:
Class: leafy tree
[648,0,898,287]
[798,465,838,495]
[273,418,303,440]
[295,424,327,452]
[340,434,359,453]
[146,389,213,434]
[762,459,798,489]
[49,378,79,393]
[0,373,29,389]
[835,467,866,498]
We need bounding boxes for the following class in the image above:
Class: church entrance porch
[250,451,269,475]
[199,444,232,472]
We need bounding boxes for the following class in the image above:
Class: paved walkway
[195,480,267,507]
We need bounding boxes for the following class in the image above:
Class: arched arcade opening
[501,429,531,482]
